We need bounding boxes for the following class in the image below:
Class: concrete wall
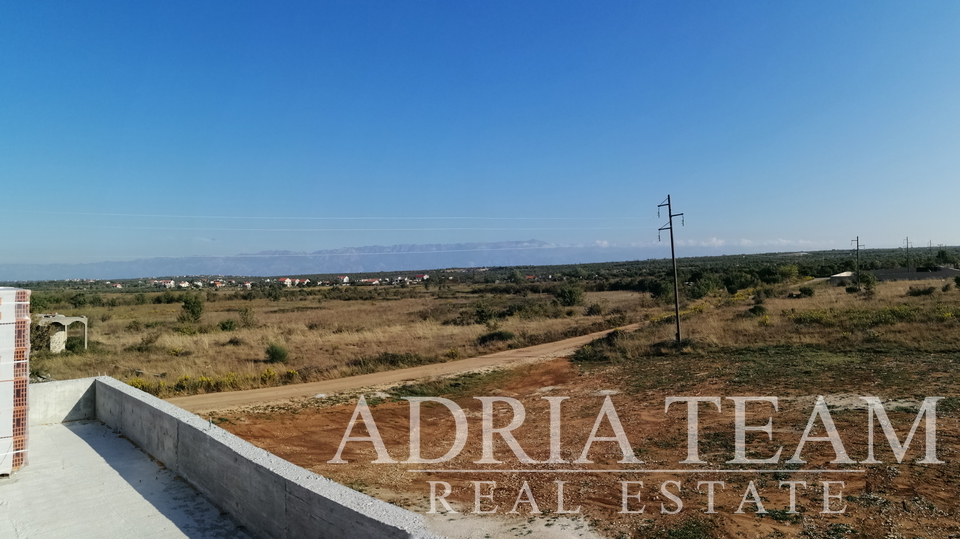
[30,377,440,539]
[28,378,97,425]
[49,326,67,354]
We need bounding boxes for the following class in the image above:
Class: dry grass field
[644,279,960,352]
[212,277,960,539]
[29,286,652,396]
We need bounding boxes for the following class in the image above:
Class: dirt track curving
[166,323,642,414]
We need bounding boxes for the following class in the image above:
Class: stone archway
[36,314,88,354]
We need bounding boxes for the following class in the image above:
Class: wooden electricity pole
[851,236,864,290]
[659,195,684,346]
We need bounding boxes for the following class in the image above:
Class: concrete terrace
[0,421,250,539]
[0,377,441,539]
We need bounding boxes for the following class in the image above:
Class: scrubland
[215,276,960,539]
[29,286,649,396]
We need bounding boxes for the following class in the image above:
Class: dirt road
[166,322,642,414]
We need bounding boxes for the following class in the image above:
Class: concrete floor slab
[0,421,252,539]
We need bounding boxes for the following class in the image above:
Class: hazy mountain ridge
[0,240,651,280]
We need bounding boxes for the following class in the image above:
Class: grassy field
[29,277,960,398]
[29,285,651,396]
[214,276,960,539]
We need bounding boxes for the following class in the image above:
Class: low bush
[786,305,921,328]
[585,302,605,316]
[126,333,160,353]
[907,286,936,297]
[572,329,630,363]
[219,318,238,331]
[238,307,256,328]
[473,301,496,324]
[65,336,86,354]
[265,343,289,363]
[347,352,434,371]
[478,330,515,345]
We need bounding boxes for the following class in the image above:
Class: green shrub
[178,295,204,323]
[30,293,53,311]
[154,290,181,304]
[935,303,960,321]
[261,367,279,384]
[173,375,193,392]
[219,318,238,331]
[499,299,563,320]
[126,333,160,353]
[265,343,289,363]
[30,323,52,351]
[554,282,585,307]
[348,352,433,371]
[585,302,605,316]
[175,324,198,335]
[786,305,920,328]
[478,330,515,345]
[798,286,814,297]
[747,305,768,317]
[128,377,152,393]
[907,286,936,297]
[238,307,256,328]
[473,301,496,324]
[572,329,628,363]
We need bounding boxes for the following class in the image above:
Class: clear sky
[2,1,959,264]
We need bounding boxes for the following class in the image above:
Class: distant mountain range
[0,240,658,281]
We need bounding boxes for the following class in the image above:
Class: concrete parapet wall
[95,378,181,472]
[36,377,440,539]
[28,378,97,425]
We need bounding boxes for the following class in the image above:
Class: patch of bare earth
[220,358,960,538]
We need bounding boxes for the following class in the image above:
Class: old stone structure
[36,314,88,354]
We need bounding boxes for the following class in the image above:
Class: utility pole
[658,195,684,346]
[904,237,913,269]
[851,236,864,290]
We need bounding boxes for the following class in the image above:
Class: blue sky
[2,1,959,264]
